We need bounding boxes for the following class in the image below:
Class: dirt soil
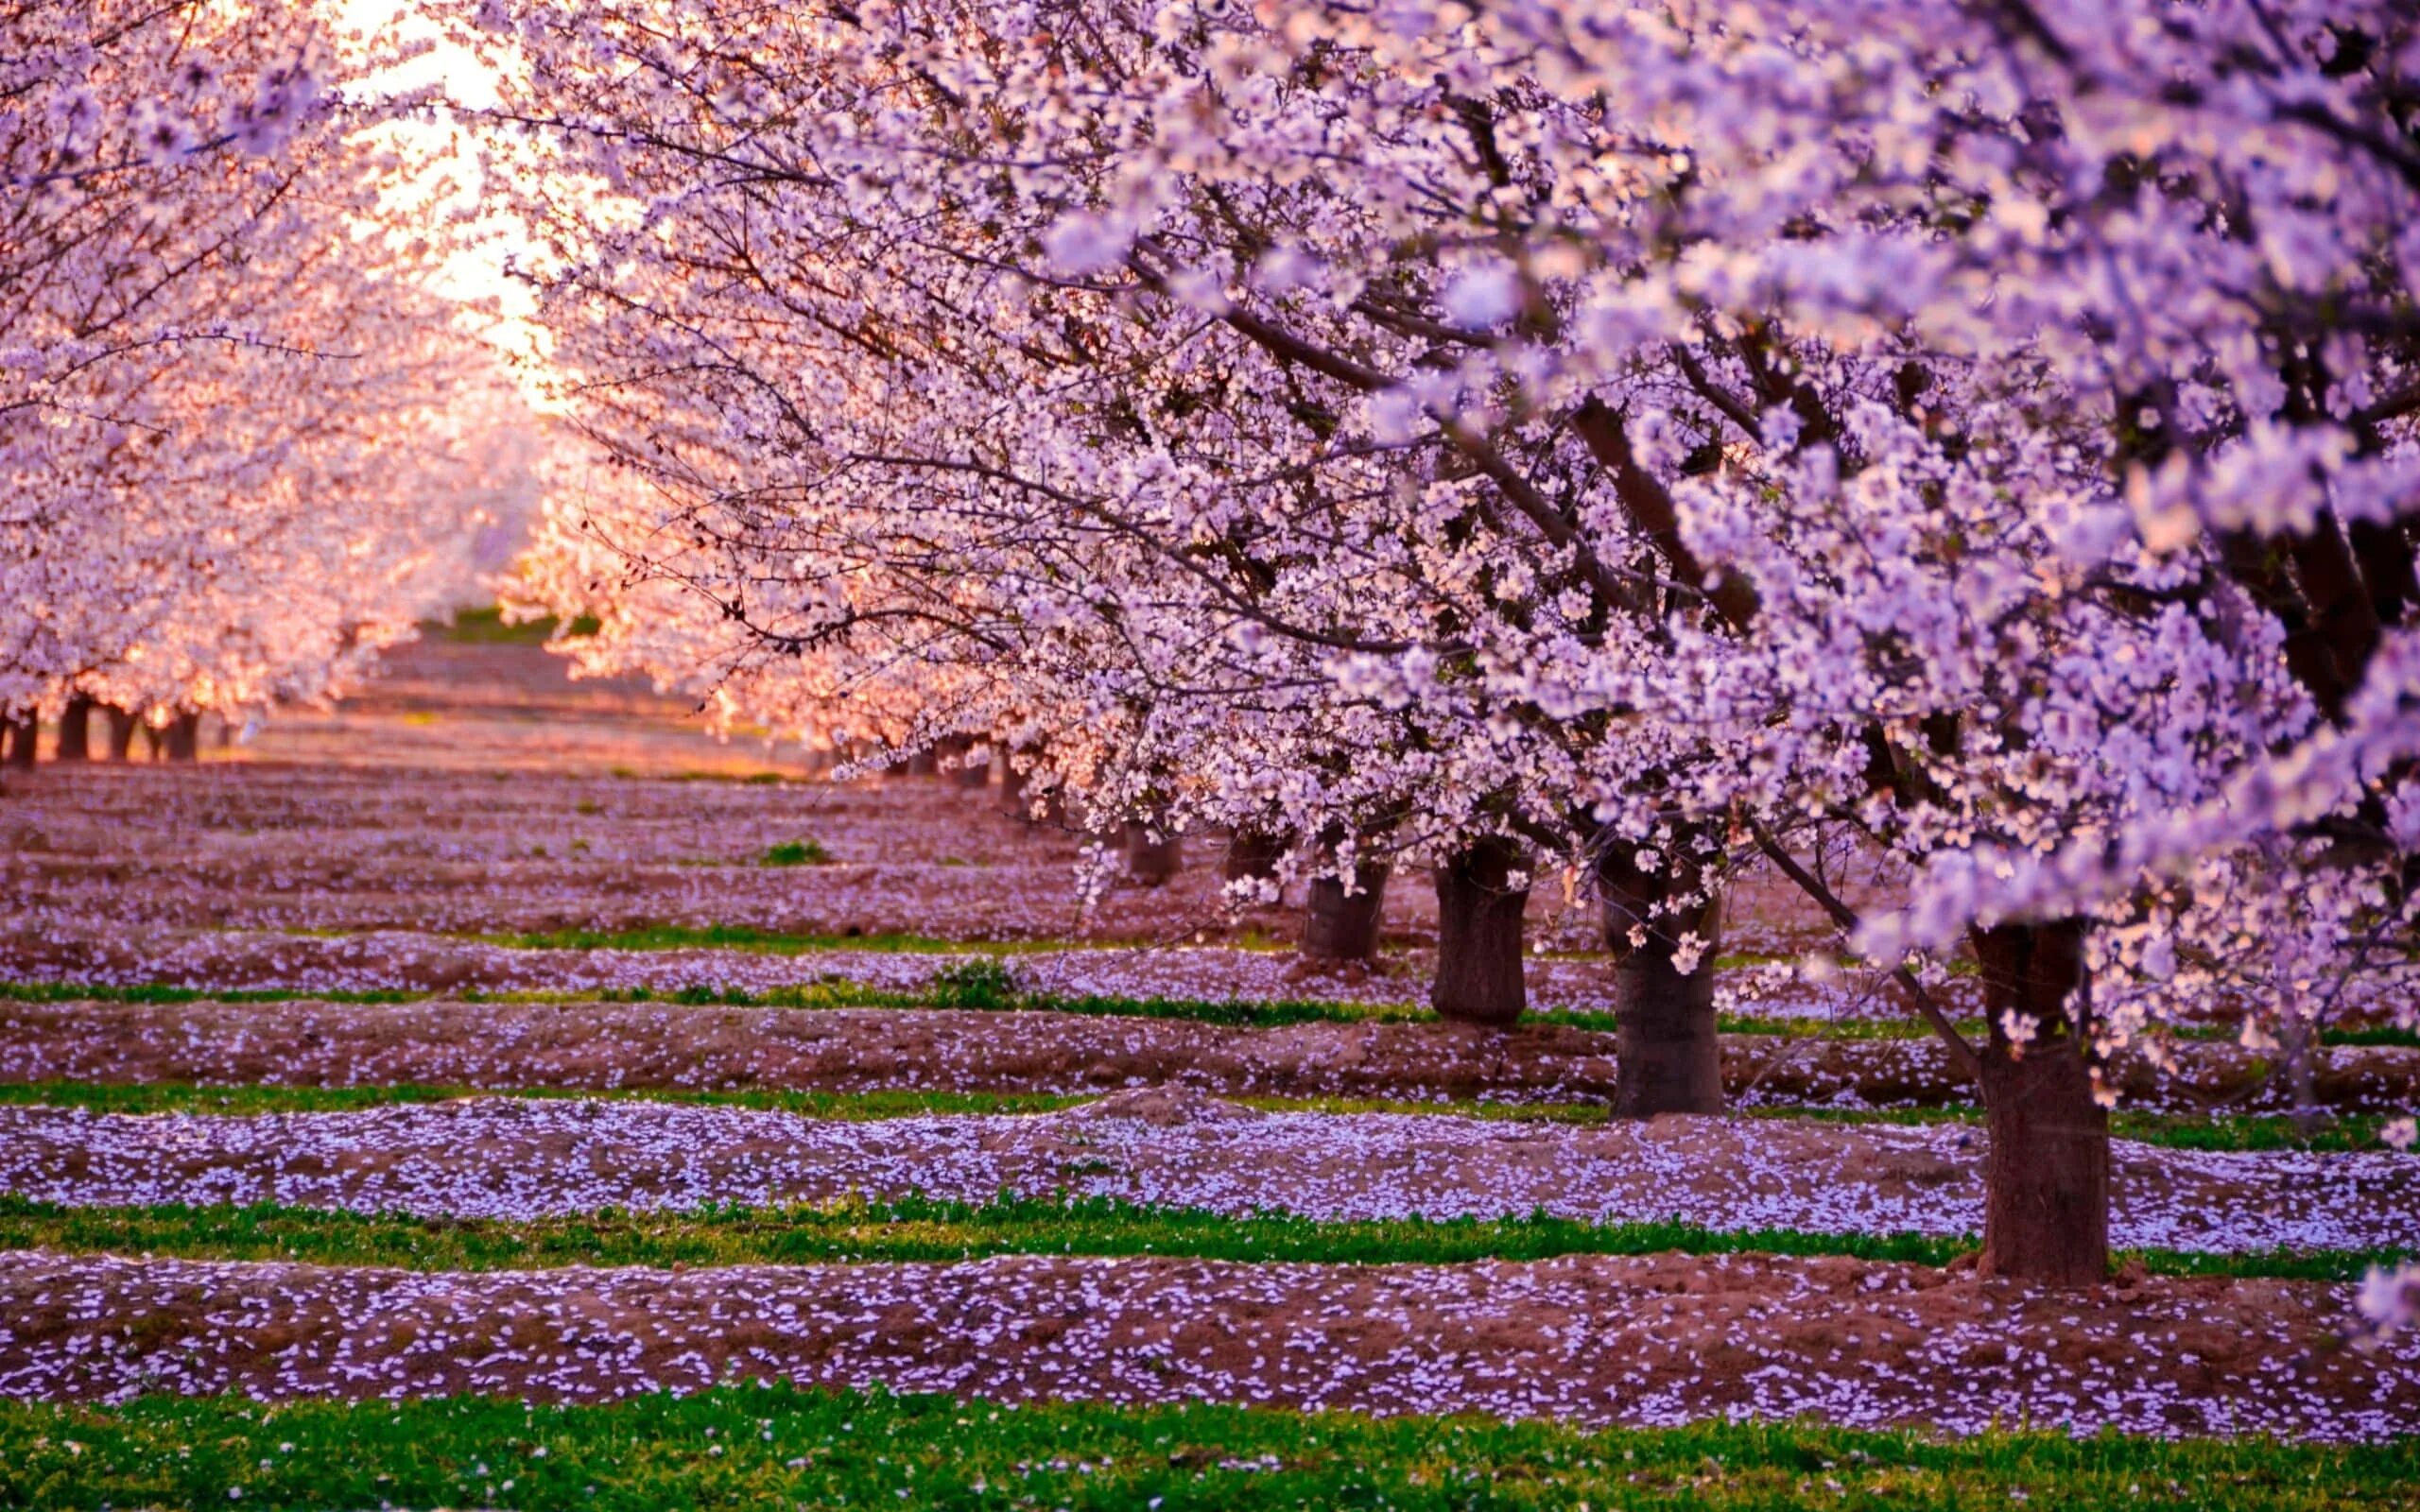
[7,997,2414,1113]
[2,1248,2411,1440]
[0,639,1852,956]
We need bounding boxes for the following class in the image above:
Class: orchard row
[461,0,2420,1297]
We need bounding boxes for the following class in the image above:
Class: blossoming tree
[2,0,508,764]
[451,0,2419,1282]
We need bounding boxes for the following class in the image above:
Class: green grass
[437,606,599,644]
[0,1079,2406,1155]
[758,839,832,867]
[0,1081,1086,1120]
[9,1386,2411,1511]
[472,923,1115,956]
[1739,1105,2418,1155]
[0,971,1427,1028]
[0,981,428,1007]
[9,975,2413,1049]
[0,1194,2397,1280]
[0,971,1974,1037]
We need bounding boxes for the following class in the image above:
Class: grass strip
[8,976,2413,1047]
[9,1384,2413,1512]
[0,980,428,1007]
[0,1082,1087,1120]
[0,973,1424,1028]
[475,923,1140,956]
[0,1080,2407,1155]
[0,1194,2399,1281]
[435,606,596,644]
[1738,1105,2418,1155]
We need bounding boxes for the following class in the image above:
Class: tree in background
[1,0,521,760]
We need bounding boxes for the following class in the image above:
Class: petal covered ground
[3,636,2413,1468]
[3,1250,2412,1440]
[3,1091,2411,1251]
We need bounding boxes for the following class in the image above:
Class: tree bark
[2278,1013,2321,1139]
[999,751,1034,816]
[1123,820,1183,885]
[1002,755,1067,825]
[1222,829,1286,885]
[1971,919,2109,1286]
[1597,840,1725,1116]
[104,706,139,762]
[162,711,201,763]
[56,696,95,762]
[1304,862,1389,960]
[931,734,988,786]
[1431,836,1530,1025]
[1,715,33,770]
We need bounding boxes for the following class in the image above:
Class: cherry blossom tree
[3,0,509,765]
[450,0,2418,1282]
[451,0,1760,1077]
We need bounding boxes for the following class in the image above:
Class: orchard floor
[0,628,2416,1506]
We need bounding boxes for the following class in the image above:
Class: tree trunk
[1431,836,1530,1026]
[1972,919,2108,1285]
[2280,1011,2324,1139]
[1598,840,1725,1116]
[1,715,33,770]
[932,734,988,786]
[1123,820,1183,885]
[56,696,95,762]
[955,745,993,788]
[162,711,201,763]
[1304,862,1389,960]
[1003,747,1068,824]
[1222,829,1286,885]
[105,706,139,762]
[999,752,1034,817]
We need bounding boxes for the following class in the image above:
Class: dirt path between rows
[2,1249,2409,1440]
[6,998,2415,1112]
[6,1090,2410,1249]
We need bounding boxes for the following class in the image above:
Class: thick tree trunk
[1123,820,1183,885]
[1971,919,2108,1286]
[104,706,139,762]
[1304,862,1389,960]
[1431,836,1530,1026]
[162,711,201,763]
[1598,840,1725,1116]
[1610,938,1724,1114]
[1,715,33,770]
[56,696,95,762]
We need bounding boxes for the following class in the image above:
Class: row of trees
[460,0,2420,1288]
[1,0,515,763]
